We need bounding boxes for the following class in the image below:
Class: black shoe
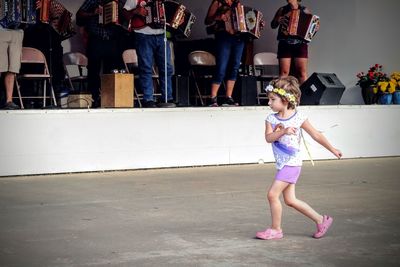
[2,101,20,110]
[209,96,218,107]
[92,97,101,108]
[143,100,157,108]
[222,96,238,107]
[157,99,176,108]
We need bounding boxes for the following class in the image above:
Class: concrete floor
[0,157,399,267]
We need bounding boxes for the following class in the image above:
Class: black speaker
[173,75,190,106]
[300,73,345,105]
[233,75,258,106]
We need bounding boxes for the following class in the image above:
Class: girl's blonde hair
[268,76,301,109]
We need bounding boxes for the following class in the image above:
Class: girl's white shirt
[266,111,307,169]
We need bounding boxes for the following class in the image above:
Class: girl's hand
[35,0,41,9]
[273,123,284,132]
[332,148,342,159]
[284,127,297,135]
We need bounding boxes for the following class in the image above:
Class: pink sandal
[256,228,283,240]
[313,215,333,239]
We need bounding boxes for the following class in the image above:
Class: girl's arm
[265,122,296,143]
[301,119,342,159]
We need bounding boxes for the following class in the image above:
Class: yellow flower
[378,81,388,93]
[388,81,396,94]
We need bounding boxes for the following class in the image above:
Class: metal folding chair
[253,52,279,105]
[188,51,216,106]
[15,47,57,109]
[63,52,88,92]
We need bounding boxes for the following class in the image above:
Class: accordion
[0,0,74,40]
[164,0,195,38]
[285,9,320,42]
[99,0,130,30]
[206,4,263,39]
[49,0,75,40]
[0,0,44,29]
[129,0,195,38]
[129,0,166,30]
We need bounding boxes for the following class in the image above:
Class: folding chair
[63,52,88,92]
[14,47,57,109]
[253,52,279,105]
[188,50,216,106]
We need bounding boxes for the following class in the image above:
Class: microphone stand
[157,1,175,108]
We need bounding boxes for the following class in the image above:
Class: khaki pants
[0,29,24,73]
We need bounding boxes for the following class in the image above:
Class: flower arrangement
[374,71,400,94]
[390,72,400,90]
[356,64,388,90]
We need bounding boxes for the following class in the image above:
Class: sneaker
[2,101,20,110]
[222,96,238,106]
[143,100,157,108]
[313,215,333,239]
[256,228,283,240]
[209,96,218,107]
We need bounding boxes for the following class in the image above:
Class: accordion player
[283,9,320,42]
[0,0,74,40]
[206,3,263,39]
[124,0,195,38]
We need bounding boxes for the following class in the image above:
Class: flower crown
[265,85,297,105]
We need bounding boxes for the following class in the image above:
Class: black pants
[86,36,121,101]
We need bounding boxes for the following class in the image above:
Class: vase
[393,91,400,104]
[379,93,392,104]
[361,85,378,104]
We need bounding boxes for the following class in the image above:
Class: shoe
[222,96,238,106]
[2,101,20,110]
[256,228,283,240]
[209,96,218,107]
[157,99,176,108]
[313,215,333,239]
[143,100,157,108]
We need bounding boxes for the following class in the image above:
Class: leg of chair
[43,80,47,108]
[134,88,142,108]
[190,70,205,106]
[14,79,24,109]
[49,80,57,107]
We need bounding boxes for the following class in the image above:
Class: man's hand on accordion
[35,0,42,9]
[278,15,289,28]
[134,7,148,17]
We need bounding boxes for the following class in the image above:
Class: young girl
[256,76,342,240]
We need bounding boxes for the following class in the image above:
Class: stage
[1,105,400,176]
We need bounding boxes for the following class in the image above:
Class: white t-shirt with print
[265,111,307,169]
[124,0,164,35]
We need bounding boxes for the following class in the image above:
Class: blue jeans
[213,33,245,84]
[135,33,173,102]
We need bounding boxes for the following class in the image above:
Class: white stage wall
[1,105,400,176]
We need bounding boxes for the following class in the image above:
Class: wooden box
[68,93,93,108]
[101,74,134,108]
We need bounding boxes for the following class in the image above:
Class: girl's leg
[282,184,323,224]
[267,180,290,230]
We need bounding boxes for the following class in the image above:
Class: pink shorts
[275,166,302,184]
